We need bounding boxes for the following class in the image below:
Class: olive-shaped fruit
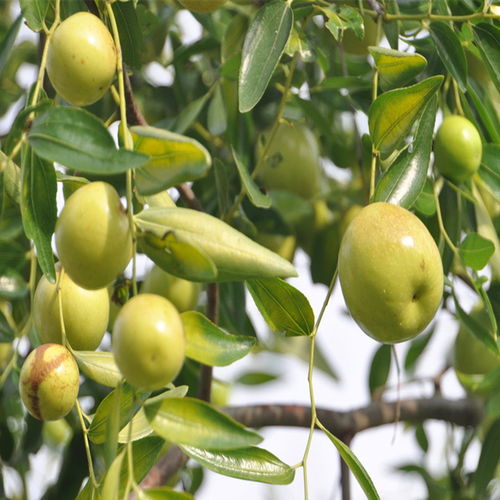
[19,344,80,421]
[338,202,444,344]
[55,182,133,290]
[46,12,117,106]
[112,294,185,390]
[434,115,482,183]
[33,267,109,350]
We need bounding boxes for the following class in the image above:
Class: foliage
[0,0,499,499]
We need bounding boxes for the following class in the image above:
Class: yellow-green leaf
[73,351,122,388]
[369,76,443,154]
[369,47,427,89]
[144,397,262,450]
[131,126,211,195]
[182,311,256,366]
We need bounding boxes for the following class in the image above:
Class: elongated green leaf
[459,233,495,271]
[369,47,427,90]
[479,144,500,200]
[20,147,56,282]
[0,15,22,75]
[118,387,188,443]
[182,311,255,366]
[369,76,443,153]
[131,126,211,195]
[138,230,218,282]
[89,384,141,444]
[430,22,468,92]
[207,85,227,136]
[413,178,437,216]
[141,488,194,500]
[119,437,166,498]
[73,351,122,387]
[473,23,500,92]
[475,418,500,496]
[182,445,295,485]
[101,450,125,500]
[368,344,391,395]
[239,0,293,113]
[135,207,297,282]
[322,427,380,500]
[20,0,49,32]
[28,107,148,174]
[374,96,437,208]
[144,397,262,450]
[173,90,212,135]
[232,147,271,209]
[404,328,434,373]
[246,278,314,336]
[113,0,143,69]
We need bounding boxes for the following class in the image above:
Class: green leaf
[413,178,437,216]
[173,90,212,135]
[475,418,500,496]
[0,15,22,75]
[429,22,468,92]
[207,86,227,136]
[20,0,50,32]
[20,147,56,282]
[479,144,500,200]
[321,426,381,500]
[368,344,391,396]
[414,423,429,453]
[246,278,314,336]
[182,311,256,366]
[369,76,443,154]
[404,328,434,373]
[134,207,297,282]
[118,387,189,443]
[369,47,427,90]
[374,96,437,208]
[236,371,278,385]
[232,147,272,209]
[239,0,293,113]
[181,445,295,485]
[138,230,218,282]
[130,126,211,195]
[473,23,500,93]
[322,9,345,41]
[144,397,262,450]
[119,437,166,498]
[459,233,495,271]
[100,450,125,500]
[28,107,149,174]
[73,351,122,388]
[113,1,144,69]
[140,488,194,500]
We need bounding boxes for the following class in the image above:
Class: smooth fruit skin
[434,115,482,183]
[42,419,73,448]
[338,202,444,344]
[141,265,201,312]
[256,122,322,200]
[33,268,109,351]
[19,344,79,421]
[454,307,500,376]
[46,12,117,106]
[112,294,185,390]
[179,0,227,13]
[342,14,380,56]
[55,182,133,290]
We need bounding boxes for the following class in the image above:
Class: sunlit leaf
[459,233,495,271]
[73,350,122,388]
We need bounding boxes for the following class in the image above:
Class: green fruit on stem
[46,12,117,106]
[454,307,500,377]
[112,294,185,390]
[256,122,322,201]
[434,115,482,183]
[141,265,202,312]
[55,182,133,290]
[338,202,444,344]
[342,14,380,56]
[178,0,227,13]
[19,344,79,421]
[42,419,73,448]
[33,267,109,350]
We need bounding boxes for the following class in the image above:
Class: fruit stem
[76,399,99,489]
[105,1,138,296]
